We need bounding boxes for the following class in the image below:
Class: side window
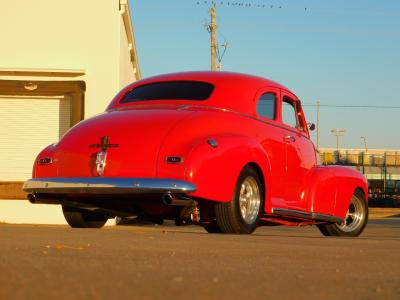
[256,93,276,120]
[282,97,298,128]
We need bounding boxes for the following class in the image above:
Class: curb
[368,208,400,219]
[0,200,115,225]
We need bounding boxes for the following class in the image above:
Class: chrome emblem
[95,150,107,177]
[89,136,119,177]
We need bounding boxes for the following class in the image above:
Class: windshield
[120,81,214,103]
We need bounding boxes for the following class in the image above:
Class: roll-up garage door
[0,96,71,181]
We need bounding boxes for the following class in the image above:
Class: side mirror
[307,123,316,131]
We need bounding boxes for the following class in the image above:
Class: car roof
[108,71,297,115]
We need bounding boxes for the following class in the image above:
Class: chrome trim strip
[272,208,343,223]
[23,177,196,195]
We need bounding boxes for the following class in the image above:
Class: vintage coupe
[23,71,368,236]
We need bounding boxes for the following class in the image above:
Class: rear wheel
[317,190,368,237]
[203,223,223,233]
[213,166,264,234]
[62,205,108,228]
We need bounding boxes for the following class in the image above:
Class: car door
[254,87,287,209]
[280,91,316,211]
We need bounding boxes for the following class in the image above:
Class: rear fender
[185,135,271,208]
[33,144,57,178]
[305,166,368,218]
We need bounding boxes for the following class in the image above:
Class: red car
[23,72,368,236]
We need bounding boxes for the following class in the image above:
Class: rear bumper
[23,177,197,195]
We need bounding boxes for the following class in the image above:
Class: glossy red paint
[30,71,368,226]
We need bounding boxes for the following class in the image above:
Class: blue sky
[130,0,400,149]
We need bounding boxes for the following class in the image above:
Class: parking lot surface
[1,219,399,300]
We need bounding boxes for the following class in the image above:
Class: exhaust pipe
[26,193,61,205]
[27,194,36,203]
[163,193,201,223]
[162,193,195,206]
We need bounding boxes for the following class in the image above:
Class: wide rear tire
[62,205,108,228]
[317,190,368,237]
[203,223,223,233]
[213,166,264,234]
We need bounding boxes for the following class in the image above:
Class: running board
[272,208,343,223]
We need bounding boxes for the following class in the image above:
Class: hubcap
[337,195,365,232]
[239,176,261,224]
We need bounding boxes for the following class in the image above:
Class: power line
[196,1,307,10]
[303,104,400,109]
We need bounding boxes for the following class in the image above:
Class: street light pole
[360,136,368,174]
[361,136,368,153]
[331,129,346,151]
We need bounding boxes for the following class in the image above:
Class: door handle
[284,135,296,143]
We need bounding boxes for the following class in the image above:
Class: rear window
[120,81,214,103]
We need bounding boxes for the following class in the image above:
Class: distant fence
[319,150,400,206]
[320,151,400,167]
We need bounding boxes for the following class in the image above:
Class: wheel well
[246,162,266,196]
[355,187,366,201]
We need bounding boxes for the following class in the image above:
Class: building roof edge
[120,0,141,80]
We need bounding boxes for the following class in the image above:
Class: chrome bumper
[23,177,197,195]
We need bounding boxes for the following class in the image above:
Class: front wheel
[62,205,108,228]
[213,166,264,234]
[317,190,368,237]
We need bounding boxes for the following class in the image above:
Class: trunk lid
[54,107,193,177]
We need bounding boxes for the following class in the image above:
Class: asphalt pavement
[1,219,399,300]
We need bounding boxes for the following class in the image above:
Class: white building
[0,0,140,200]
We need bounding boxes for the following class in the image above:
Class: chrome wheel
[337,195,365,233]
[317,190,368,237]
[239,176,261,224]
[214,166,263,234]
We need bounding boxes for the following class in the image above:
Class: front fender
[304,166,368,218]
[184,135,271,205]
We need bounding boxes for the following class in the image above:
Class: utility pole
[210,4,217,71]
[316,100,320,149]
[331,129,346,151]
[204,3,228,71]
